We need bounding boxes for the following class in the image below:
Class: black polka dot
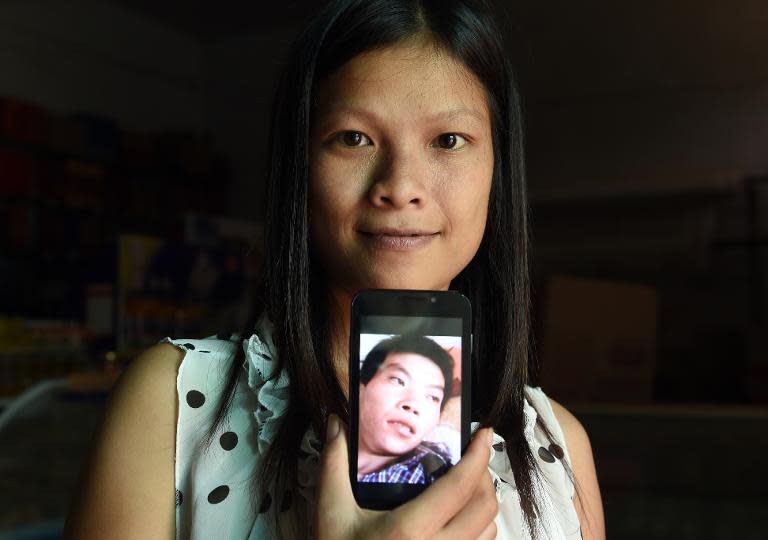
[493,479,499,492]
[280,490,292,513]
[549,443,564,460]
[538,446,556,463]
[258,492,272,513]
[217,332,231,340]
[183,343,195,350]
[175,489,183,507]
[186,390,206,408]
[207,485,230,504]
[220,431,238,451]
[200,350,211,353]
[492,442,505,452]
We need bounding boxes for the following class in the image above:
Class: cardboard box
[540,275,658,403]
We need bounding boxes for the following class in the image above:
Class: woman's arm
[549,398,606,540]
[64,343,184,539]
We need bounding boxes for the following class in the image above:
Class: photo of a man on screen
[358,334,456,484]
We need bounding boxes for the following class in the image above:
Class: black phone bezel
[349,289,472,510]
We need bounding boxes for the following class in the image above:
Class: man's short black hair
[360,334,455,409]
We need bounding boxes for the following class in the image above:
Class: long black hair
[204,0,560,536]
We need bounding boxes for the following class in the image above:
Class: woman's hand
[314,415,498,540]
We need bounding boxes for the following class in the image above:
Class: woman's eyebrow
[424,107,485,124]
[318,106,380,123]
[319,105,485,125]
[311,106,379,134]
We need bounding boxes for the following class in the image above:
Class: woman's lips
[358,230,439,251]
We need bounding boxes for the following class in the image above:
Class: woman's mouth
[358,229,439,251]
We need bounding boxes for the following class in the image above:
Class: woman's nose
[367,147,428,209]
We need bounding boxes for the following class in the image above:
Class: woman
[65,0,604,538]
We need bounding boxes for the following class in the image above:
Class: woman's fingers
[435,468,498,540]
[394,428,494,537]
[475,519,498,540]
[315,422,497,540]
[314,415,359,539]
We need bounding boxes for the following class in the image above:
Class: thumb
[314,414,357,538]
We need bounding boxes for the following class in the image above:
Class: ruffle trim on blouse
[243,316,291,455]
[241,315,323,504]
[297,426,323,503]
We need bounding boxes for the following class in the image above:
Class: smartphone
[349,289,472,510]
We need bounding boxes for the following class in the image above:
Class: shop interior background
[0,1,766,538]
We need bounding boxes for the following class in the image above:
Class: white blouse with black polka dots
[164,319,581,539]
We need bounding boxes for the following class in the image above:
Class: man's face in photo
[359,351,446,458]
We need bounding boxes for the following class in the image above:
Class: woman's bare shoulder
[124,342,186,386]
[547,398,588,450]
[547,397,606,540]
[64,343,185,539]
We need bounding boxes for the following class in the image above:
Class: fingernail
[486,428,493,445]
[326,414,340,442]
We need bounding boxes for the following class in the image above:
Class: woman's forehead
[313,40,490,124]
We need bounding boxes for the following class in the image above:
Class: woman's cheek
[320,155,374,202]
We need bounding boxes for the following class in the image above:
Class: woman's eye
[389,376,405,386]
[434,133,467,150]
[337,131,371,147]
[428,395,441,404]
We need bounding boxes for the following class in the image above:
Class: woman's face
[309,40,494,294]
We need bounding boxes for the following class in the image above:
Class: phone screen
[350,291,471,509]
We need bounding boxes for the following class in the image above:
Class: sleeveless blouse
[164,322,581,539]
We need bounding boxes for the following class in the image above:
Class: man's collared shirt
[359,441,454,484]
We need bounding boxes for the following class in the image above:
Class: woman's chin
[359,271,451,292]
